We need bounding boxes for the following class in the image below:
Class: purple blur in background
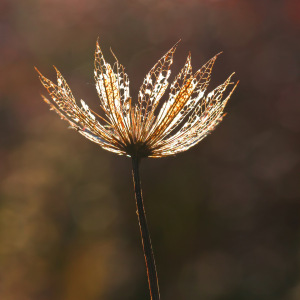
[0,0,300,299]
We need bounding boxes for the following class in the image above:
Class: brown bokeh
[1,0,300,299]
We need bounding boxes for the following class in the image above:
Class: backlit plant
[36,39,237,300]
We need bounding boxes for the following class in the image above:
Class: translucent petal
[137,42,179,137]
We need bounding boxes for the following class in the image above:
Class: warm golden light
[36,40,237,159]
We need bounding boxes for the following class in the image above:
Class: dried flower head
[36,40,237,158]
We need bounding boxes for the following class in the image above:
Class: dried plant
[36,40,238,300]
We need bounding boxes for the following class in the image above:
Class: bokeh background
[1,0,300,299]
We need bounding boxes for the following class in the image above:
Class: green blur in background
[1,0,300,299]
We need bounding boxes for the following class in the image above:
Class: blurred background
[1,0,300,299]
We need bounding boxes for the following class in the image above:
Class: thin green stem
[131,157,160,300]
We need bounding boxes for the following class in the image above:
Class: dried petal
[37,40,237,158]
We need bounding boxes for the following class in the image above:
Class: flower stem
[131,157,160,300]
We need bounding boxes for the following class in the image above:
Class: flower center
[124,141,152,158]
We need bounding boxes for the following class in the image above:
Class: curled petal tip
[227,72,236,82]
[173,39,181,49]
[34,66,42,76]
[96,38,102,49]
[232,80,239,91]
[109,47,118,61]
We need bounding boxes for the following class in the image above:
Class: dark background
[1,0,300,299]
